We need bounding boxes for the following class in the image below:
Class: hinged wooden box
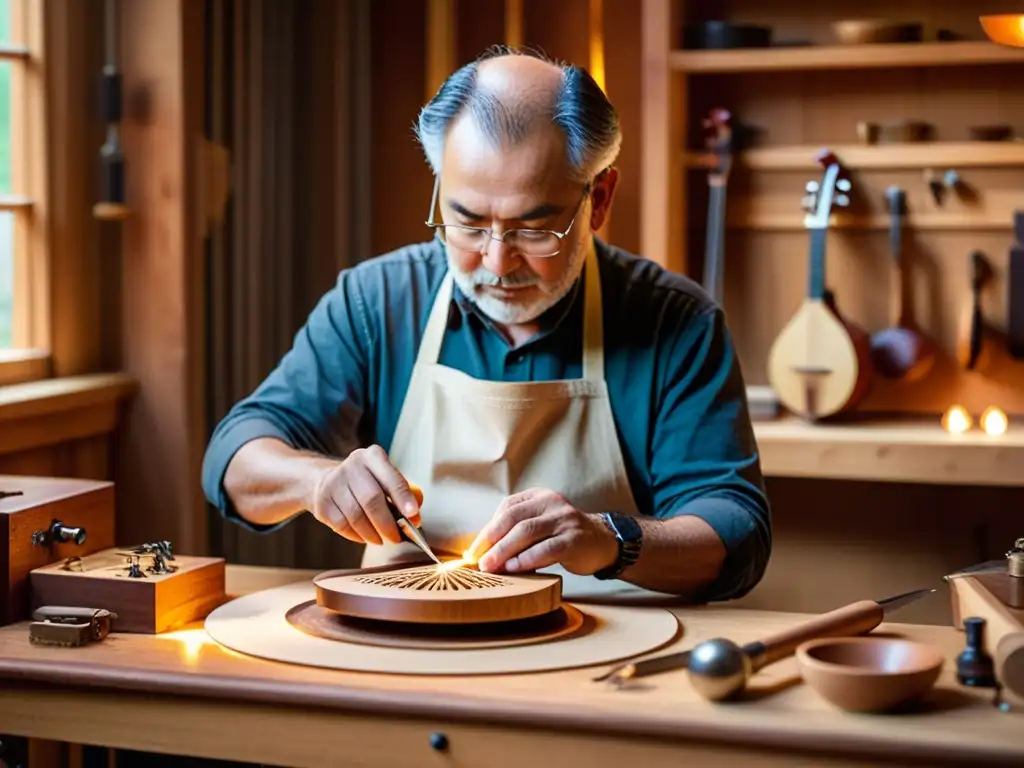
[30,546,227,633]
[0,475,116,625]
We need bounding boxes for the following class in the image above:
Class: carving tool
[387,498,441,565]
[592,586,937,688]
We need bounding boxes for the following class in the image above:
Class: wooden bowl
[796,637,944,712]
[832,20,924,45]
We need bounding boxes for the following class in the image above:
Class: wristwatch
[594,511,643,580]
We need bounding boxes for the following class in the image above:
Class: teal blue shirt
[201,237,771,601]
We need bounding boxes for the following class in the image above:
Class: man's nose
[481,236,521,277]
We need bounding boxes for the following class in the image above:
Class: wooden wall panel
[370,0,432,257]
[117,0,208,554]
[603,0,643,253]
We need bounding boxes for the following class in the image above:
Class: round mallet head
[686,638,753,701]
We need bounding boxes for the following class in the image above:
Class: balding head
[414,47,621,184]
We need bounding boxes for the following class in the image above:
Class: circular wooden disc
[286,600,586,650]
[205,582,682,676]
[314,565,562,624]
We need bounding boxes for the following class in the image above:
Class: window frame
[0,0,50,385]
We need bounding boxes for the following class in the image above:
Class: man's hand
[466,489,618,575]
[307,445,422,545]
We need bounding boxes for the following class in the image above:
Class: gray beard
[445,235,590,325]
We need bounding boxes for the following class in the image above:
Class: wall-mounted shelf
[754,417,1024,487]
[719,211,1015,231]
[0,195,32,212]
[683,142,1024,171]
[670,40,1024,74]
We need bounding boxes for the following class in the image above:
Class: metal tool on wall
[93,0,129,221]
[1009,211,1024,360]
[593,587,937,697]
[956,250,994,371]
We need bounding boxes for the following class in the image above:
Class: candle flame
[981,406,1008,436]
[942,405,972,434]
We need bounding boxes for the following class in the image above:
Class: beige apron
[362,243,646,599]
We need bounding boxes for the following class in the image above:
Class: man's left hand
[466,489,618,575]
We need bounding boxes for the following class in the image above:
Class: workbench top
[0,565,1021,768]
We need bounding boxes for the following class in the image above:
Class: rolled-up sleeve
[649,303,772,602]
[201,268,374,529]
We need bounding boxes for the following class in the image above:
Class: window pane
[0,212,11,348]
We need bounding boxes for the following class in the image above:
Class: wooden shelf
[670,40,1024,74]
[683,142,1024,171]
[719,211,1014,231]
[754,417,1024,487]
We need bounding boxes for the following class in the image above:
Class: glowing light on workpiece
[979,15,1024,47]
[941,405,972,434]
[981,406,1009,436]
[438,557,469,572]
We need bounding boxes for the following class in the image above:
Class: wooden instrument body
[314,564,563,625]
[768,295,873,419]
[767,151,871,420]
[0,476,115,626]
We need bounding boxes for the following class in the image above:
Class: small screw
[429,732,449,751]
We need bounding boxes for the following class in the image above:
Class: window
[0,0,48,384]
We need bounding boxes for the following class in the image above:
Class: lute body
[767,153,873,421]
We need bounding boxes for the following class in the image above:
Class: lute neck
[808,226,828,300]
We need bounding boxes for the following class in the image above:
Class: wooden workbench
[0,565,1020,768]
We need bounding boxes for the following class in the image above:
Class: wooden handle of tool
[755,600,885,667]
[996,631,1024,701]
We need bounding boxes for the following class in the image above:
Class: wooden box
[0,475,116,625]
[30,546,227,633]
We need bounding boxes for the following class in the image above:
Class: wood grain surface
[0,567,1021,766]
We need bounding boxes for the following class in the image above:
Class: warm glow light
[438,557,469,572]
[981,406,1009,436]
[942,405,973,434]
[979,15,1024,47]
[158,627,221,665]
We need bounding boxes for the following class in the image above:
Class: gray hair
[414,46,622,184]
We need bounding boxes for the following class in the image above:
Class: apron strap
[416,270,456,366]
[581,240,604,382]
[416,239,605,382]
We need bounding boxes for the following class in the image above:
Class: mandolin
[766,150,873,421]
[701,107,733,306]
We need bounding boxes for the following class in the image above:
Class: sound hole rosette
[314,563,563,625]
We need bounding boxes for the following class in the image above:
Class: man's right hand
[307,445,423,545]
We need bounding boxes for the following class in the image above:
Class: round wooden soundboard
[314,563,562,625]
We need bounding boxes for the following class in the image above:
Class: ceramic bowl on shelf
[796,636,944,712]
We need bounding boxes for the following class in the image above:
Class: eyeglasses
[424,175,591,258]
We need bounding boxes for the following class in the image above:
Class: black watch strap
[594,511,643,580]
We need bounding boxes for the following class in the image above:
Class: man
[202,47,771,601]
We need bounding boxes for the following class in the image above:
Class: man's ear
[588,167,619,232]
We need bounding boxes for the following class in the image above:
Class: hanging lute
[766,150,873,421]
[701,107,733,306]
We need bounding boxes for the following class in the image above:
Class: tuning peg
[836,178,852,192]
[835,194,850,207]
[805,180,820,193]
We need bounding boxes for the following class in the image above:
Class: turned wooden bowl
[796,637,944,712]
[832,20,924,45]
